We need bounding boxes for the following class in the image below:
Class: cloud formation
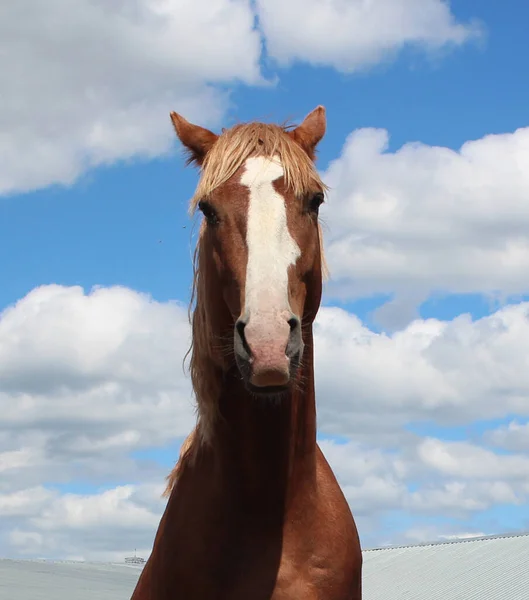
[0,285,196,494]
[321,126,529,325]
[257,0,480,71]
[0,0,262,196]
[1,285,529,558]
[1,0,478,196]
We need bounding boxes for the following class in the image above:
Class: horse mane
[162,428,196,498]
[163,120,330,497]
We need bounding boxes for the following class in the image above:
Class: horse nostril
[286,315,303,361]
[288,316,300,333]
[235,319,251,357]
[236,319,246,338]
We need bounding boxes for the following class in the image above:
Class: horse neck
[211,327,317,505]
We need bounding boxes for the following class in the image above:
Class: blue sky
[3,0,529,315]
[2,0,529,559]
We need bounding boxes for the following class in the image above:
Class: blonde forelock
[189,122,328,212]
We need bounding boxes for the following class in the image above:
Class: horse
[130,106,362,599]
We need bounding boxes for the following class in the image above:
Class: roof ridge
[364,530,529,552]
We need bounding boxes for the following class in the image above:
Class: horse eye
[198,201,219,226]
[308,192,324,214]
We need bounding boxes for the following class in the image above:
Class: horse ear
[170,112,218,166]
[288,105,326,160]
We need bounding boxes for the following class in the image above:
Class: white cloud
[32,485,160,531]
[0,487,55,518]
[314,303,529,437]
[5,483,164,561]
[485,420,529,452]
[0,284,190,393]
[417,438,529,480]
[2,284,529,557]
[486,420,529,452]
[399,526,486,545]
[2,0,484,198]
[320,440,408,516]
[256,0,480,72]
[318,437,528,545]
[0,284,196,496]
[0,284,194,559]
[321,126,529,326]
[0,0,262,196]
[439,531,486,540]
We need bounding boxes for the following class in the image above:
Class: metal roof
[363,531,529,600]
[1,531,528,599]
[0,559,142,600]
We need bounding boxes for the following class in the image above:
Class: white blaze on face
[239,155,301,374]
[241,155,301,318]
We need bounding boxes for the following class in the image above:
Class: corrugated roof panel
[0,559,142,600]
[363,533,529,600]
